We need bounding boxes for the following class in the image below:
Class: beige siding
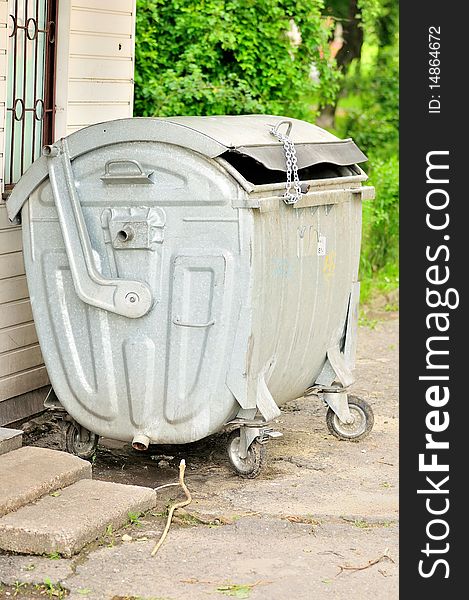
[0,204,48,403]
[0,366,49,404]
[0,344,44,378]
[0,227,22,253]
[56,0,136,138]
[68,80,133,103]
[0,251,25,279]
[0,322,38,354]
[0,299,33,330]
[0,274,28,304]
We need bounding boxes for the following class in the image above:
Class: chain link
[269,126,302,205]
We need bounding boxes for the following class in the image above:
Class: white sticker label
[317,235,326,256]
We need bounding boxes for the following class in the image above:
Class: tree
[319,0,398,127]
[325,0,363,72]
[134,0,340,119]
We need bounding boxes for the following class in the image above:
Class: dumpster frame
[6,115,375,477]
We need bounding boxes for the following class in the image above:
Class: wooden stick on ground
[337,549,395,575]
[151,459,192,557]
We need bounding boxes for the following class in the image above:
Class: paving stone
[0,427,23,456]
[0,479,157,557]
[0,554,73,585]
[0,446,91,517]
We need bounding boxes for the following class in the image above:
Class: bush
[341,47,399,296]
[134,0,341,118]
[361,154,399,275]
[343,48,398,159]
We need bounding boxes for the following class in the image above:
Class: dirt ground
[0,311,398,600]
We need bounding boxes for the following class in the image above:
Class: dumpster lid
[165,114,338,147]
[6,115,367,223]
[164,115,367,171]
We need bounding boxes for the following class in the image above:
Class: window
[4,0,57,189]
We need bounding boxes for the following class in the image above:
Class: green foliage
[361,153,399,274]
[217,583,256,598]
[325,0,395,36]
[135,0,341,118]
[134,0,398,303]
[359,260,399,305]
[360,0,398,49]
[326,0,399,300]
[339,28,399,298]
[343,48,398,158]
[357,0,386,37]
[42,578,67,599]
[128,511,142,526]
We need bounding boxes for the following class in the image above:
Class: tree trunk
[316,103,337,129]
[335,0,363,72]
[318,0,363,128]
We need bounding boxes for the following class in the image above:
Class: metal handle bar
[172,317,215,328]
[101,159,154,185]
[45,139,153,318]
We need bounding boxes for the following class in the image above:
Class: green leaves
[339,22,399,282]
[134,0,340,118]
[217,583,255,598]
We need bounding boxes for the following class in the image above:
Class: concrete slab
[0,427,23,456]
[64,516,398,600]
[0,446,91,518]
[0,479,157,557]
[0,554,73,586]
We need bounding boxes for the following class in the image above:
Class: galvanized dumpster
[7,115,375,477]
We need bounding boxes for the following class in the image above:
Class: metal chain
[269,126,302,205]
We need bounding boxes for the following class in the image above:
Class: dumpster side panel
[21,142,250,443]
[248,192,362,407]
[164,252,233,425]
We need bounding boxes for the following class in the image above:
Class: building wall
[0,202,49,406]
[0,0,136,419]
[55,0,136,138]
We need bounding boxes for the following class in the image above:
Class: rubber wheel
[62,420,99,459]
[326,396,374,441]
[227,429,266,479]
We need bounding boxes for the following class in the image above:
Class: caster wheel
[62,420,99,459]
[227,429,266,479]
[326,396,374,441]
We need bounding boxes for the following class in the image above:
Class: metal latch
[269,120,303,205]
[101,207,166,250]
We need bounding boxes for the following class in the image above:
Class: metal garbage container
[7,115,375,477]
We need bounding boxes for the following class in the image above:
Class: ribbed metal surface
[250,197,361,404]
[21,141,244,442]
[12,116,368,445]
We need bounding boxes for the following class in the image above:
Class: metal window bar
[4,0,57,191]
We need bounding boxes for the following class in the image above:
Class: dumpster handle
[46,138,153,319]
[101,159,154,185]
[172,317,215,328]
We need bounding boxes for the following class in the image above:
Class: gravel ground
[0,311,399,600]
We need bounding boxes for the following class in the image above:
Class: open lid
[6,115,367,222]
[164,115,367,170]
